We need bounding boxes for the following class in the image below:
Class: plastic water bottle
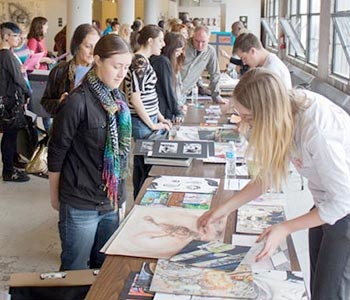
[225,141,237,178]
[191,85,198,107]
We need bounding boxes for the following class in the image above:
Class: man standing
[181,26,227,104]
[233,33,292,89]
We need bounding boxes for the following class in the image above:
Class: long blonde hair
[234,68,295,190]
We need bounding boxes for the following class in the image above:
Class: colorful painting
[150,259,255,298]
[103,206,225,259]
[236,205,286,234]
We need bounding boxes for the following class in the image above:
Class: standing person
[27,16,55,132]
[119,24,131,44]
[150,32,186,120]
[181,25,227,104]
[53,25,67,57]
[109,21,120,35]
[0,22,31,182]
[27,17,55,70]
[171,23,189,40]
[48,34,132,270]
[198,68,350,300]
[124,24,171,198]
[130,19,143,51]
[233,33,292,89]
[41,24,100,116]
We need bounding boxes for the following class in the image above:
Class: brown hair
[70,24,100,56]
[137,24,163,47]
[27,17,47,40]
[233,33,262,53]
[94,34,132,59]
[162,32,186,75]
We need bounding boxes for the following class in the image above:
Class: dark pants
[131,115,157,199]
[309,213,350,299]
[1,126,18,174]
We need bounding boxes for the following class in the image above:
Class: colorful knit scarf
[86,68,131,207]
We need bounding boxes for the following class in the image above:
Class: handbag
[0,93,27,130]
[25,137,48,175]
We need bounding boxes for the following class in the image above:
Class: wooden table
[86,174,235,300]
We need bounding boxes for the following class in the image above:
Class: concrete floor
[0,133,313,299]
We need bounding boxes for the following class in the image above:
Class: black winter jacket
[48,80,128,210]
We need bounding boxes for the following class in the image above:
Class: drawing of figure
[143,216,201,240]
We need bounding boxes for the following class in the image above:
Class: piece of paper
[23,52,45,70]
[224,178,250,190]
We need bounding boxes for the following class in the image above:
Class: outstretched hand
[255,223,290,262]
[197,205,228,234]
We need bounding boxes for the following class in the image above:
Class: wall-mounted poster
[239,15,248,28]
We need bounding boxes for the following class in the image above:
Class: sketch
[253,270,307,300]
[103,206,225,258]
[170,240,250,272]
[159,142,178,154]
[148,176,220,194]
[236,205,286,234]
[150,259,255,298]
[140,141,154,152]
[175,126,200,141]
[183,143,202,155]
[133,139,155,155]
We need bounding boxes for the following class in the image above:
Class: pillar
[144,0,160,25]
[118,0,135,25]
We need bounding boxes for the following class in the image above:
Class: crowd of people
[1,13,350,299]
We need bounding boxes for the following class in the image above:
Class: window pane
[299,15,308,58]
[333,35,350,78]
[275,1,279,16]
[310,0,320,13]
[300,0,308,14]
[308,15,319,64]
[290,0,297,15]
[336,0,350,11]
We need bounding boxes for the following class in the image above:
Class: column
[118,0,135,25]
[144,0,160,25]
[66,0,92,51]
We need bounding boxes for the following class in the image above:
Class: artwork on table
[140,191,213,210]
[154,294,228,300]
[102,206,226,259]
[236,205,286,234]
[240,240,291,272]
[147,176,220,194]
[135,139,214,159]
[198,128,240,143]
[170,240,250,272]
[224,178,251,191]
[175,126,200,141]
[150,259,255,299]
[249,191,286,207]
[253,270,308,300]
[119,272,154,300]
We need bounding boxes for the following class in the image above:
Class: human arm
[49,172,60,211]
[198,180,264,233]
[4,51,29,95]
[256,208,324,261]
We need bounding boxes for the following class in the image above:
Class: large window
[264,0,279,49]
[331,0,350,79]
[286,0,320,66]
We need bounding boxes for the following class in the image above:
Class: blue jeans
[132,115,157,199]
[58,203,119,270]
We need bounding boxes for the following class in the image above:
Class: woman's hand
[152,122,170,131]
[255,223,290,262]
[197,204,229,234]
[162,119,172,128]
[59,92,69,103]
[41,57,56,65]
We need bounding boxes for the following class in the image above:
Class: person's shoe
[3,169,30,182]
[14,153,27,169]
[198,86,211,96]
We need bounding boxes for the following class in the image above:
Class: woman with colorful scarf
[41,23,100,117]
[48,34,132,270]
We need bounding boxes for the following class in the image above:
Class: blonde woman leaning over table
[198,68,350,300]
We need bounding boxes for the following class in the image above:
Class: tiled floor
[0,134,313,298]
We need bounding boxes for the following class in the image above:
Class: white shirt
[291,90,350,225]
[262,53,292,90]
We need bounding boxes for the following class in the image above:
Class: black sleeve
[41,62,68,116]
[151,56,180,119]
[4,51,29,95]
[229,57,244,66]
[48,90,85,172]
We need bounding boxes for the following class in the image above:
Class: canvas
[147,176,220,194]
[103,206,225,259]
[236,205,286,234]
[170,240,250,272]
[150,259,255,298]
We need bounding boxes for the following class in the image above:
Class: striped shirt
[125,54,159,116]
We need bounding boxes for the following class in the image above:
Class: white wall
[224,0,261,36]
[178,6,221,32]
